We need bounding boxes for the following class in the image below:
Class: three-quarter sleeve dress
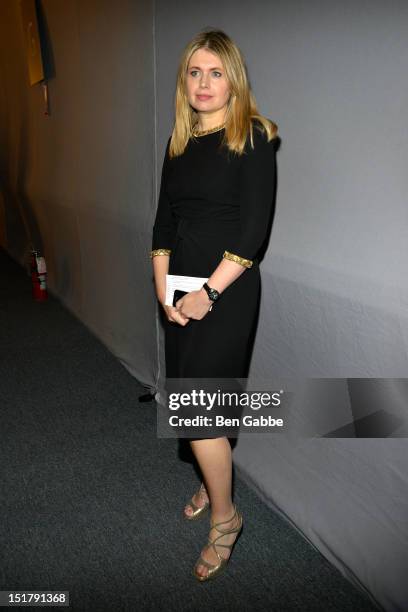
[152,120,278,381]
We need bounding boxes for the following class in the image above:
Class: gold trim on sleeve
[150,248,171,258]
[223,251,253,268]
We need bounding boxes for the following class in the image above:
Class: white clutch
[165,274,209,306]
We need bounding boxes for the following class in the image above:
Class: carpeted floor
[0,248,379,611]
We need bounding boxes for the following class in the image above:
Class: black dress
[152,120,278,437]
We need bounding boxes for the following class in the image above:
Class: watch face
[203,283,219,302]
[208,287,219,301]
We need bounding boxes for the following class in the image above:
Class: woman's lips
[196,95,212,100]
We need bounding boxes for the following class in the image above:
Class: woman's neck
[196,112,227,132]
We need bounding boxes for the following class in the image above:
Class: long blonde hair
[168,29,278,158]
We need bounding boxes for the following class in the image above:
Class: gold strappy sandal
[193,504,243,581]
[184,482,210,521]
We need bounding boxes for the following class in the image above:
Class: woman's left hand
[175,288,213,320]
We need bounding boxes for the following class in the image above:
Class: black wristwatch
[202,282,220,305]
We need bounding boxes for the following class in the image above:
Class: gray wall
[0,0,158,388]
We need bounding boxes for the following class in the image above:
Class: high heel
[193,504,243,581]
[184,483,210,521]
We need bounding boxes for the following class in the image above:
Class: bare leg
[189,437,241,578]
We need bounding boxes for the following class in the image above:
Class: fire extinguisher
[31,249,48,302]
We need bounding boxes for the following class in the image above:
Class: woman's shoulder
[245,119,279,154]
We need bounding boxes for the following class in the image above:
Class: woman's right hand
[161,302,190,326]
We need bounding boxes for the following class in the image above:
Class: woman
[151,29,278,581]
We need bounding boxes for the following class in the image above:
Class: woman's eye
[189,70,222,77]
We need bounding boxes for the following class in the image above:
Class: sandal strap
[208,520,242,548]
[204,512,242,560]
[211,542,233,549]
[195,511,243,576]
[206,534,239,563]
[210,505,238,531]
[188,498,201,512]
[196,554,219,570]
[188,485,209,512]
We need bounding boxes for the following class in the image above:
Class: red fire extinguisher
[31,249,48,302]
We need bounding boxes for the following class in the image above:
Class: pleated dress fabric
[152,121,278,438]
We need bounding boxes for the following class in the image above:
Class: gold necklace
[191,122,226,137]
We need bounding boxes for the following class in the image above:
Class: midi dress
[152,120,278,438]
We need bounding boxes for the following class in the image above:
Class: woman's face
[186,48,231,119]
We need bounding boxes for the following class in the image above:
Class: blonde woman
[151,29,278,581]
